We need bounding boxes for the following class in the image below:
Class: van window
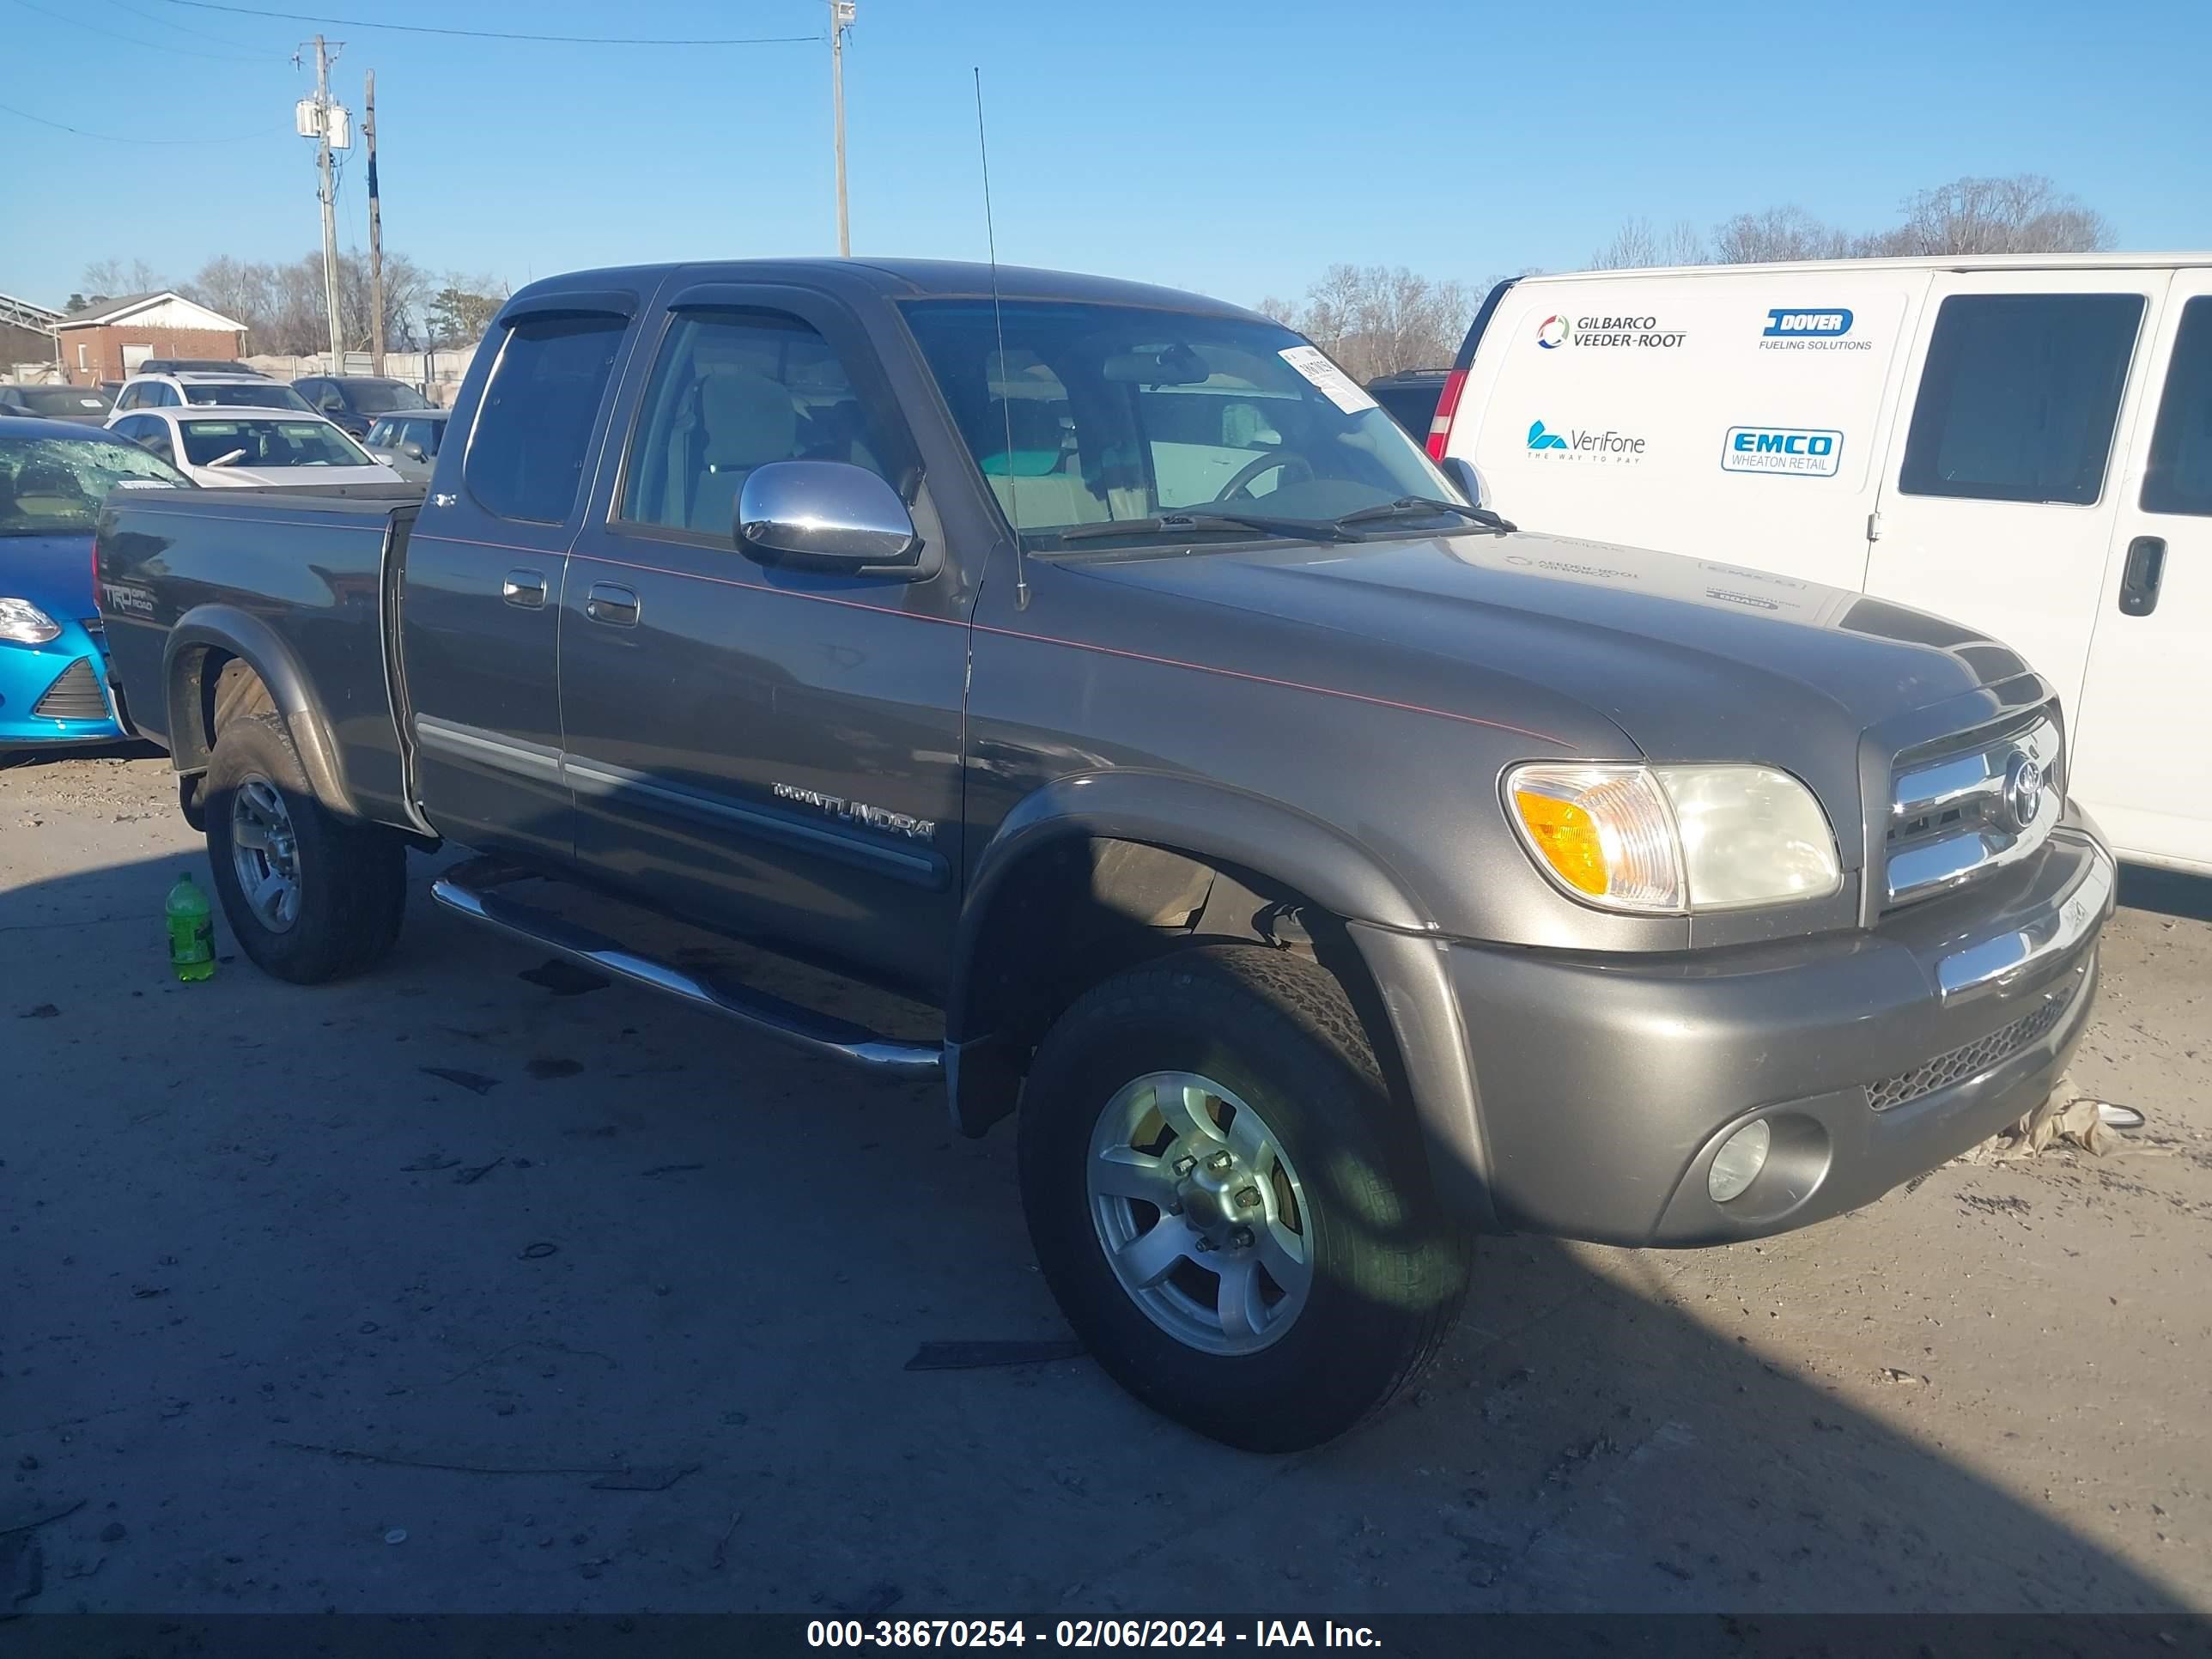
[1899,293,2144,507]
[617,309,889,538]
[465,315,626,523]
[2143,296,2212,519]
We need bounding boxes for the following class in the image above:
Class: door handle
[2118,536,2166,617]
[585,582,641,627]
[501,568,548,610]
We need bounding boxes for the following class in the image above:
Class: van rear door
[2068,276,2212,872]
[1864,270,2168,725]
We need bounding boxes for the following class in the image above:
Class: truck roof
[1515,251,2212,286]
[501,258,1266,322]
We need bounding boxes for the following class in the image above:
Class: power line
[0,99,289,143]
[145,0,821,46]
[102,0,271,51]
[4,0,278,60]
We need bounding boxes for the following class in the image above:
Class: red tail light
[1425,368,1468,462]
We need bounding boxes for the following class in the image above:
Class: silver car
[362,409,448,483]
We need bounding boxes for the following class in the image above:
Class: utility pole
[365,70,383,377]
[313,35,343,367]
[830,0,854,255]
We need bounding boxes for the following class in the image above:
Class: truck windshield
[179,418,373,469]
[343,380,430,414]
[181,383,313,410]
[900,299,1456,549]
[0,434,189,534]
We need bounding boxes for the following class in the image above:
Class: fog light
[1708,1120,1772,1203]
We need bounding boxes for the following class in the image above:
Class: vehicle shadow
[0,844,2197,1617]
[2118,861,2212,925]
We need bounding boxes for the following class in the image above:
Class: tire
[1018,943,1471,1452]
[203,711,408,984]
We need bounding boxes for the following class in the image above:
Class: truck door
[398,294,638,863]
[1865,270,2169,721]
[560,284,969,996]
[2068,276,2212,871]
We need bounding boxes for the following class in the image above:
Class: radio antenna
[974,65,1028,610]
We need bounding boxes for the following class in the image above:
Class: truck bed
[96,485,420,826]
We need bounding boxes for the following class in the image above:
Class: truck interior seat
[980,396,1105,527]
[686,370,799,533]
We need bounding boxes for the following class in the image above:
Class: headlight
[0,598,61,645]
[1505,762,1841,914]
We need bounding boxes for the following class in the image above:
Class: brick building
[53,292,248,386]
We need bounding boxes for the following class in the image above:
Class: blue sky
[3,0,2208,313]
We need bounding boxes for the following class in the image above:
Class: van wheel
[1018,944,1470,1451]
[203,712,407,983]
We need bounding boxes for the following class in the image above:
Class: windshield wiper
[1051,510,1358,545]
[1331,496,1517,535]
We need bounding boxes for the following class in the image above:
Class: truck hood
[1064,529,2041,849]
[0,529,95,617]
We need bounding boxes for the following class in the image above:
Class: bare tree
[1590,216,1708,270]
[1266,264,1475,380]
[76,257,167,304]
[1855,173,2115,257]
[1570,173,2114,273]
[174,251,466,355]
[1711,205,1850,264]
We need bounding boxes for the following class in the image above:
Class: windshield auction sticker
[1278,346,1379,415]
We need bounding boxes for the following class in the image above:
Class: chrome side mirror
[736,460,921,573]
[1441,455,1486,509]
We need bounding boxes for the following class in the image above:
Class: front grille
[1866,988,2073,1112]
[1883,710,2063,908]
[30,658,111,722]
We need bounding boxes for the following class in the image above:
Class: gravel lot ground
[4,751,2209,1616]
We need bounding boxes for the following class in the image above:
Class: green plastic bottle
[165,871,215,983]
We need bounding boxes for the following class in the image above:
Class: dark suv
[1365,368,1452,446]
[290,374,433,437]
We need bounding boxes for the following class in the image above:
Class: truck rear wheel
[203,712,407,984]
[1018,944,1470,1451]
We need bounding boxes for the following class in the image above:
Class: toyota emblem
[2002,752,2045,833]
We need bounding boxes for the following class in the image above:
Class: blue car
[0,416,191,757]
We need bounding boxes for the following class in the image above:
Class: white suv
[112,372,314,416]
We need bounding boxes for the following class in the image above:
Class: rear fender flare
[162,605,358,820]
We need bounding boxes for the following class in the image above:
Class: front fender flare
[948,771,1498,1228]
[163,604,359,821]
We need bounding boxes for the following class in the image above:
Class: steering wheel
[1214,449,1313,502]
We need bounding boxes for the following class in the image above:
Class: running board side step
[429,860,944,1080]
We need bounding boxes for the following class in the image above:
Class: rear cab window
[1900,293,2145,506]
[465,315,629,523]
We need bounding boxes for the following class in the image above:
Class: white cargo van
[1431,255,2212,876]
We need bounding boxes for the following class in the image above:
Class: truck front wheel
[203,712,407,983]
[1018,944,1471,1451]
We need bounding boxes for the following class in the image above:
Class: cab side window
[116,384,145,411]
[1900,293,2144,506]
[618,309,890,538]
[2143,296,2212,519]
[465,314,628,524]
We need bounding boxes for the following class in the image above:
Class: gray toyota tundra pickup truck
[95,258,2114,1450]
